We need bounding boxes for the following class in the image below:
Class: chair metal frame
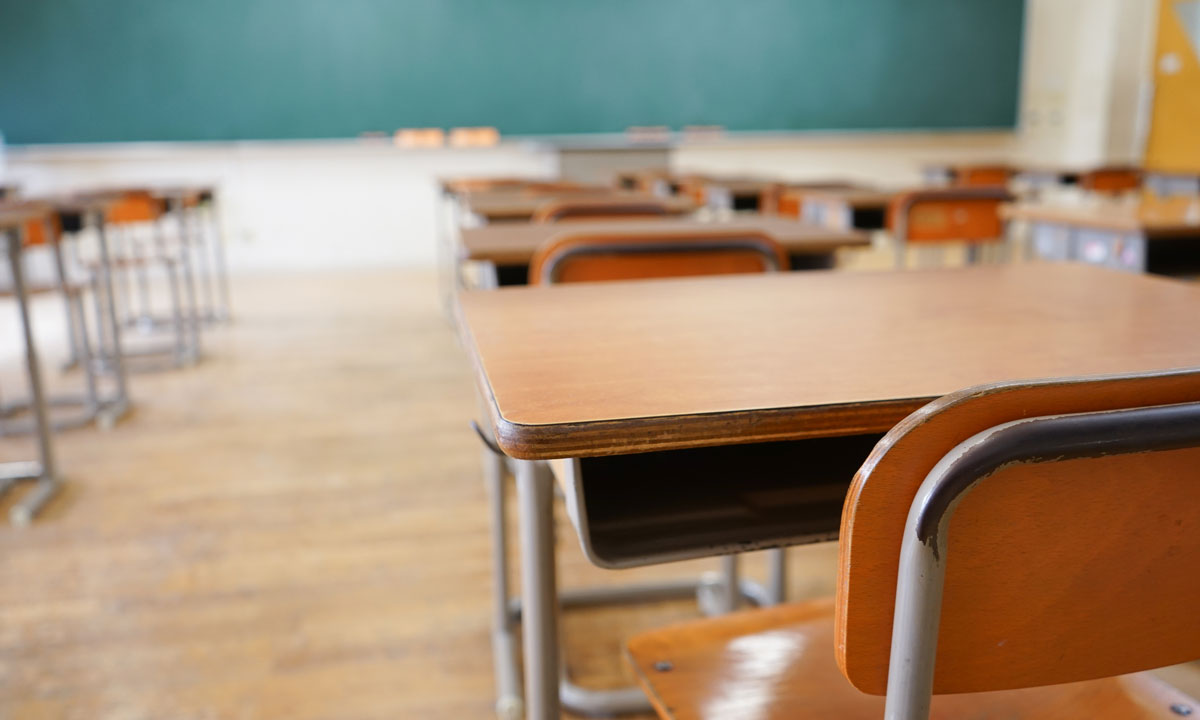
[884,400,1200,720]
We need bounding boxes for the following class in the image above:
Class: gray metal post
[207,198,232,320]
[486,448,523,720]
[5,226,59,525]
[134,235,154,328]
[718,554,740,613]
[114,226,136,325]
[48,217,83,369]
[766,548,787,605]
[514,459,561,719]
[171,198,203,362]
[883,499,948,720]
[47,222,99,414]
[93,211,130,404]
[187,203,216,319]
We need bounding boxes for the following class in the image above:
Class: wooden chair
[776,183,865,218]
[484,229,789,717]
[529,230,788,285]
[1080,166,1143,194]
[628,367,1200,719]
[889,187,1013,268]
[530,196,672,223]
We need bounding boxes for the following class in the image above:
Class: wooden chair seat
[627,598,1198,720]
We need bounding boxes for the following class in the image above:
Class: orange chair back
[1080,166,1142,193]
[529,230,788,285]
[889,187,1012,245]
[23,213,60,247]
[106,191,164,224]
[836,368,1200,696]
[531,197,672,224]
[955,165,1013,187]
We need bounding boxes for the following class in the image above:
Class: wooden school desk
[458,263,1200,719]
[460,189,695,223]
[458,216,870,286]
[1004,196,1200,275]
[684,177,780,213]
[776,181,868,217]
[795,187,896,230]
[921,162,1014,187]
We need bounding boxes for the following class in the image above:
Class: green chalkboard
[0,0,1024,144]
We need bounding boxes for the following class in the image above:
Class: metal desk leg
[767,548,787,605]
[514,459,561,720]
[133,235,154,330]
[54,226,84,371]
[487,448,524,720]
[172,198,203,363]
[93,212,131,409]
[207,200,232,321]
[188,206,216,322]
[4,228,60,525]
[50,223,101,419]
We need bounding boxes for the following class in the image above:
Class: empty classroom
[3,1,1200,719]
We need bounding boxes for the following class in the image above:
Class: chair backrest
[1080,166,1142,194]
[106,190,165,225]
[0,202,57,247]
[528,230,788,285]
[889,187,1012,245]
[531,197,672,224]
[835,367,1200,698]
[23,212,60,247]
[954,165,1013,187]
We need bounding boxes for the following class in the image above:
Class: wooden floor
[1,267,1198,719]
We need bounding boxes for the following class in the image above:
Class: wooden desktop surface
[462,190,695,221]
[460,263,1200,459]
[1003,196,1200,236]
[459,216,870,265]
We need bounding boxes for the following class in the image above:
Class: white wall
[4,140,559,272]
[673,131,1019,187]
[1016,0,1157,166]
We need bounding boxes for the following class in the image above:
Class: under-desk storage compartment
[564,433,883,569]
